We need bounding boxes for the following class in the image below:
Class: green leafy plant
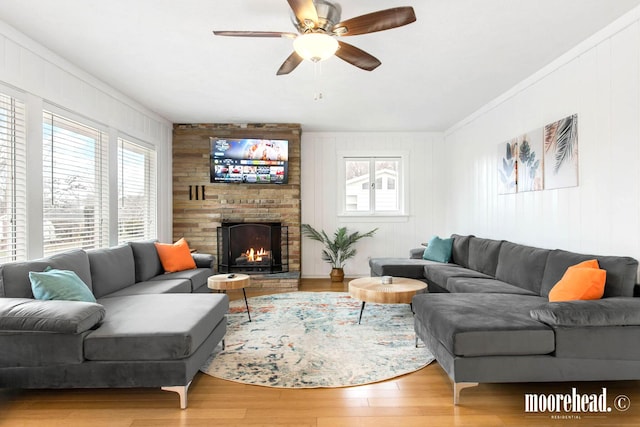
[301,224,378,268]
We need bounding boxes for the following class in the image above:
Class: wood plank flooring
[2,279,640,426]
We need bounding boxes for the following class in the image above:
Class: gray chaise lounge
[0,240,227,409]
[370,235,640,404]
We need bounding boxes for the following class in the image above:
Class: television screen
[210,138,289,184]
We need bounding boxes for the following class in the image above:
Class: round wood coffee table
[208,273,252,322]
[348,276,428,324]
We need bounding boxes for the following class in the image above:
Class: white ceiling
[1,0,639,132]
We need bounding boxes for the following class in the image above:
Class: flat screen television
[210,137,289,184]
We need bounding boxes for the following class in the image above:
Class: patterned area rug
[200,291,434,388]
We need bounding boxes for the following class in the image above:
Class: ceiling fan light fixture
[293,33,339,62]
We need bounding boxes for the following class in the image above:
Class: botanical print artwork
[517,127,543,192]
[544,114,579,189]
[498,139,518,194]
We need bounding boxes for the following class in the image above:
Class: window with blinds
[43,111,108,255]
[117,138,157,243]
[0,93,26,263]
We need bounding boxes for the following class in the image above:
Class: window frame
[338,151,408,218]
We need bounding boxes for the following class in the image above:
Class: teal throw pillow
[422,235,454,263]
[29,267,96,303]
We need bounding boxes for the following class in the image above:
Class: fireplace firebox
[217,222,288,274]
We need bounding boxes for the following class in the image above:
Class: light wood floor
[2,279,640,426]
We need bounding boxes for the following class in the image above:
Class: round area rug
[200,291,434,388]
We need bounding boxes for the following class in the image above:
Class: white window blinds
[0,93,26,262]
[43,111,108,255]
[117,138,157,243]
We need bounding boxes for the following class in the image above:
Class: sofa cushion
[154,238,197,273]
[540,249,638,298]
[369,258,438,279]
[87,245,136,299]
[29,267,96,303]
[100,279,191,297]
[529,298,640,327]
[450,234,473,268]
[553,326,640,360]
[0,249,92,298]
[494,241,550,294]
[192,253,215,269]
[423,263,492,290]
[412,293,554,357]
[0,298,105,334]
[0,331,87,367]
[85,294,228,361]
[422,235,453,263]
[467,237,503,277]
[445,277,538,296]
[149,268,213,292]
[548,261,606,302]
[128,239,164,282]
[409,247,425,259]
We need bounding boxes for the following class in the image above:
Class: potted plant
[301,224,378,282]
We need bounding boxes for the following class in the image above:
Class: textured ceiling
[1,0,639,131]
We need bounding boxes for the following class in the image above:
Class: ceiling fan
[213,0,416,75]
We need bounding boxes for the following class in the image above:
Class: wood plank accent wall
[172,123,301,286]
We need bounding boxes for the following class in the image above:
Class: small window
[342,156,403,215]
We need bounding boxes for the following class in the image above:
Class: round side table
[207,273,252,322]
[348,276,427,324]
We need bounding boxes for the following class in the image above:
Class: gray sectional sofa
[0,240,228,409]
[370,234,640,404]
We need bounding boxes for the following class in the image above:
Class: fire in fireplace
[217,222,288,274]
[236,247,270,265]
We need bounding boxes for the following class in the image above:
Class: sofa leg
[453,382,478,405]
[161,381,191,409]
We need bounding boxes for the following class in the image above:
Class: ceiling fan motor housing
[292,0,341,34]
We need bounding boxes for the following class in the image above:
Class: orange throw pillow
[548,259,606,302]
[154,238,196,273]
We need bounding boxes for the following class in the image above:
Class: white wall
[442,8,640,264]
[0,20,173,257]
[301,132,445,278]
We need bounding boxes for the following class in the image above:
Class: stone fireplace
[172,123,301,290]
[217,222,288,274]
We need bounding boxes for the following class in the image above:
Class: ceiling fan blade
[287,0,319,29]
[276,52,304,75]
[335,41,381,71]
[213,30,297,39]
[332,7,416,36]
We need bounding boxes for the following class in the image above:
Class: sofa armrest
[409,248,425,259]
[192,253,215,269]
[0,298,105,333]
[530,297,640,327]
